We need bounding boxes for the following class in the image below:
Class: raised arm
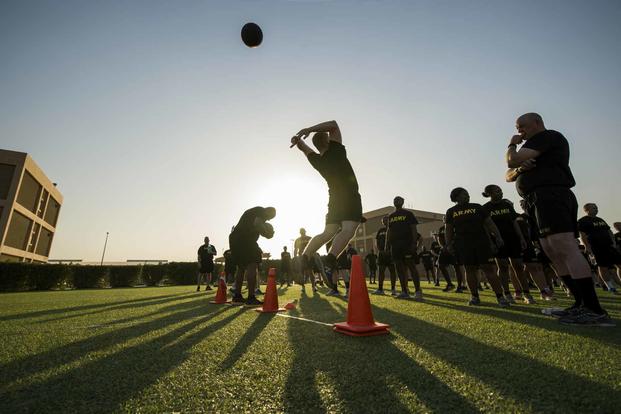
[506,135,541,168]
[294,120,341,143]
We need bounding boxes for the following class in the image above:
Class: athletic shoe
[413,291,424,301]
[513,293,523,301]
[205,285,212,291]
[396,292,411,299]
[610,288,619,295]
[325,289,340,296]
[503,294,515,304]
[523,293,536,304]
[372,289,385,295]
[455,287,464,293]
[542,306,582,318]
[391,289,398,296]
[468,296,481,306]
[245,296,263,307]
[231,294,245,304]
[559,309,615,327]
[434,283,440,287]
[196,286,200,292]
[442,284,455,292]
[254,288,263,296]
[497,296,510,308]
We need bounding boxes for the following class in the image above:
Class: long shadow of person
[0,306,246,413]
[0,297,230,389]
[375,306,621,413]
[282,291,479,413]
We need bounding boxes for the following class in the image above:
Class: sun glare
[249,174,328,257]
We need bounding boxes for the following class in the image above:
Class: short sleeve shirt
[376,227,389,251]
[294,235,311,254]
[445,203,489,241]
[307,141,359,196]
[198,244,216,263]
[516,130,576,196]
[365,253,377,267]
[578,216,612,247]
[387,209,419,243]
[281,251,291,264]
[483,199,519,238]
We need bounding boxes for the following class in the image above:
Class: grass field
[0,283,620,413]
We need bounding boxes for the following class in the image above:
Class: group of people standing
[197,113,616,327]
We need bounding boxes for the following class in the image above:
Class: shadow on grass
[375,307,621,413]
[0,291,197,322]
[35,292,203,324]
[0,305,245,413]
[415,297,621,348]
[0,296,229,389]
[282,291,480,413]
[219,310,273,371]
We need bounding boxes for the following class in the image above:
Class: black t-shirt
[365,253,377,267]
[515,130,576,196]
[387,209,418,243]
[578,216,613,247]
[483,199,519,238]
[281,251,291,264]
[198,244,216,264]
[295,235,311,256]
[419,250,433,266]
[437,225,447,246]
[232,206,270,241]
[376,227,389,251]
[307,141,359,196]
[445,203,489,241]
[430,241,441,256]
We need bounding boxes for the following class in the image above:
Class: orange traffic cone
[255,268,286,313]
[333,255,390,336]
[209,273,231,304]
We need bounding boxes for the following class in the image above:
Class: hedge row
[0,262,226,292]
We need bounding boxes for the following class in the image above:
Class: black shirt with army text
[483,199,519,239]
[445,203,490,242]
[578,216,613,248]
[387,209,419,244]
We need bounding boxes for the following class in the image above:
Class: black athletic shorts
[495,234,522,259]
[199,262,214,273]
[281,263,290,273]
[524,187,578,238]
[454,238,494,266]
[390,240,416,261]
[378,250,392,266]
[229,233,262,267]
[326,192,363,224]
[522,246,540,263]
[438,249,456,266]
[422,261,434,270]
[592,245,621,268]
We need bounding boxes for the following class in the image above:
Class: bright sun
[249,174,328,257]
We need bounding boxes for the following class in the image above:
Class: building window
[5,211,33,250]
[44,196,60,227]
[0,163,16,200]
[17,171,42,213]
[0,253,23,262]
[35,229,53,257]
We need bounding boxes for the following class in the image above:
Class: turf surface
[0,284,620,413]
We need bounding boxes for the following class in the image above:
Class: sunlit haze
[1,0,620,261]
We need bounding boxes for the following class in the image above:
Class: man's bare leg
[327,221,359,258]
[540,232,605,313]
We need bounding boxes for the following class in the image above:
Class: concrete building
[350,206,445,256]
[0,150,63,263]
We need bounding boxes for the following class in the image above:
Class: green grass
[0,283,620,413]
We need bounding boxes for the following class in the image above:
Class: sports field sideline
[0,285,619,413]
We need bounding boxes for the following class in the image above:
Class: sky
[1,0,620,261]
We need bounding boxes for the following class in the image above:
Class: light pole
[100,232,109,266]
